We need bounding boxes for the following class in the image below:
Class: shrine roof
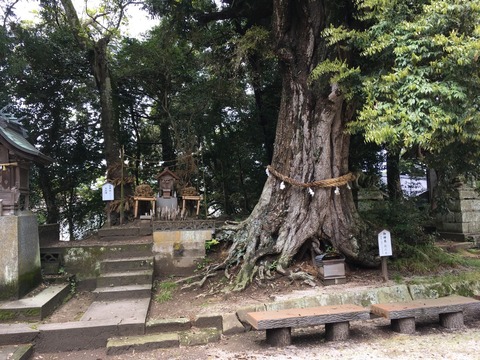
[156,167,179,180]
[0,114,53,165]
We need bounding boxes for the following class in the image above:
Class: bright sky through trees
[15,0,158,38]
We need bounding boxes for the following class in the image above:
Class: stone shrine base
[0,213,41,300]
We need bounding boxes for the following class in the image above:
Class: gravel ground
[33,314,480,360]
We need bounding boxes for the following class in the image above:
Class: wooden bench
[370,295,480,334]
[244,304,370,347]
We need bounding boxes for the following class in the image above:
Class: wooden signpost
[102,182,114,227]
[378,229,392,282]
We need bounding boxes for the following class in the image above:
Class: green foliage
[154,281,178,303]
[354,1,480,152]
[361,200,433,246]
[321,0,480,184]
[205,238,219,251]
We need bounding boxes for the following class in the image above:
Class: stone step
[0,284,70,322]
[96,270,153,288]
[93,284,152,301]
[0,324,38,346]
[35,319,144,352]
[106,328,221,356]
[146,317,191,334]
[100,257,154,273]
[0,344,33,360]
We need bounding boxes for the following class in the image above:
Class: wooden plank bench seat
[244,304,370,347]
[370,295,480,334]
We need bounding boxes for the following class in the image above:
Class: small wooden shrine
[0,112,52,215]
[156,168,179,199]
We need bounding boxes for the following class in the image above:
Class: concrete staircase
[93,257,154,300]
[0,249,156,354]
[0,231,233,356]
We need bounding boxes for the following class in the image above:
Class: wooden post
[107,201,111,227]
[120,146,125,225]
[381,256,388,282]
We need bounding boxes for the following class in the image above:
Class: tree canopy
[2,0,480,285]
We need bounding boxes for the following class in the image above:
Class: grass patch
[154,281,178,303]
[390,243,465,274]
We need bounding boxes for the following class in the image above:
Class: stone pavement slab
[0,344,33,360]
[80,297,151,322]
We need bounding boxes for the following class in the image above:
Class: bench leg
[440,311,464,329]
[266,327,291,347]
[391,317,415,334]
[325,321,350,341]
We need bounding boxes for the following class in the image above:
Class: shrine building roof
[0,112,53,165]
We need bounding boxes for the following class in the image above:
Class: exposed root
[287,271,317,287]
[181,273,216,290]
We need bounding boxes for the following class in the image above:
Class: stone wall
[153,230,213,276]
[437,185,480,241]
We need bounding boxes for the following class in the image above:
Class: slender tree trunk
[38,166,59,224]
[92,38,121,181]
[387,149,403,200]
[223,0,377,290]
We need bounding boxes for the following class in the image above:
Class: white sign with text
[102,182,114,201]
[378,229,392,257]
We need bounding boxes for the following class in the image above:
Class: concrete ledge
[106,333,179,355]
[0,324,38,346]
[35,319,145,352]
[0,284,70,321]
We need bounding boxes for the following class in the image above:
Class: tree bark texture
[92,38,121,182]
[224,1,377,290]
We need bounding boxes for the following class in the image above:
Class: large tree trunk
[92,38,121,182]
[223,0,377,290]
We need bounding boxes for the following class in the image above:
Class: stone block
[454,189,479,200]
[146,318,191,333]
[178,328,221,346]
[222,313,246,335]
[194,314,223,330]
[454,211,480,223]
